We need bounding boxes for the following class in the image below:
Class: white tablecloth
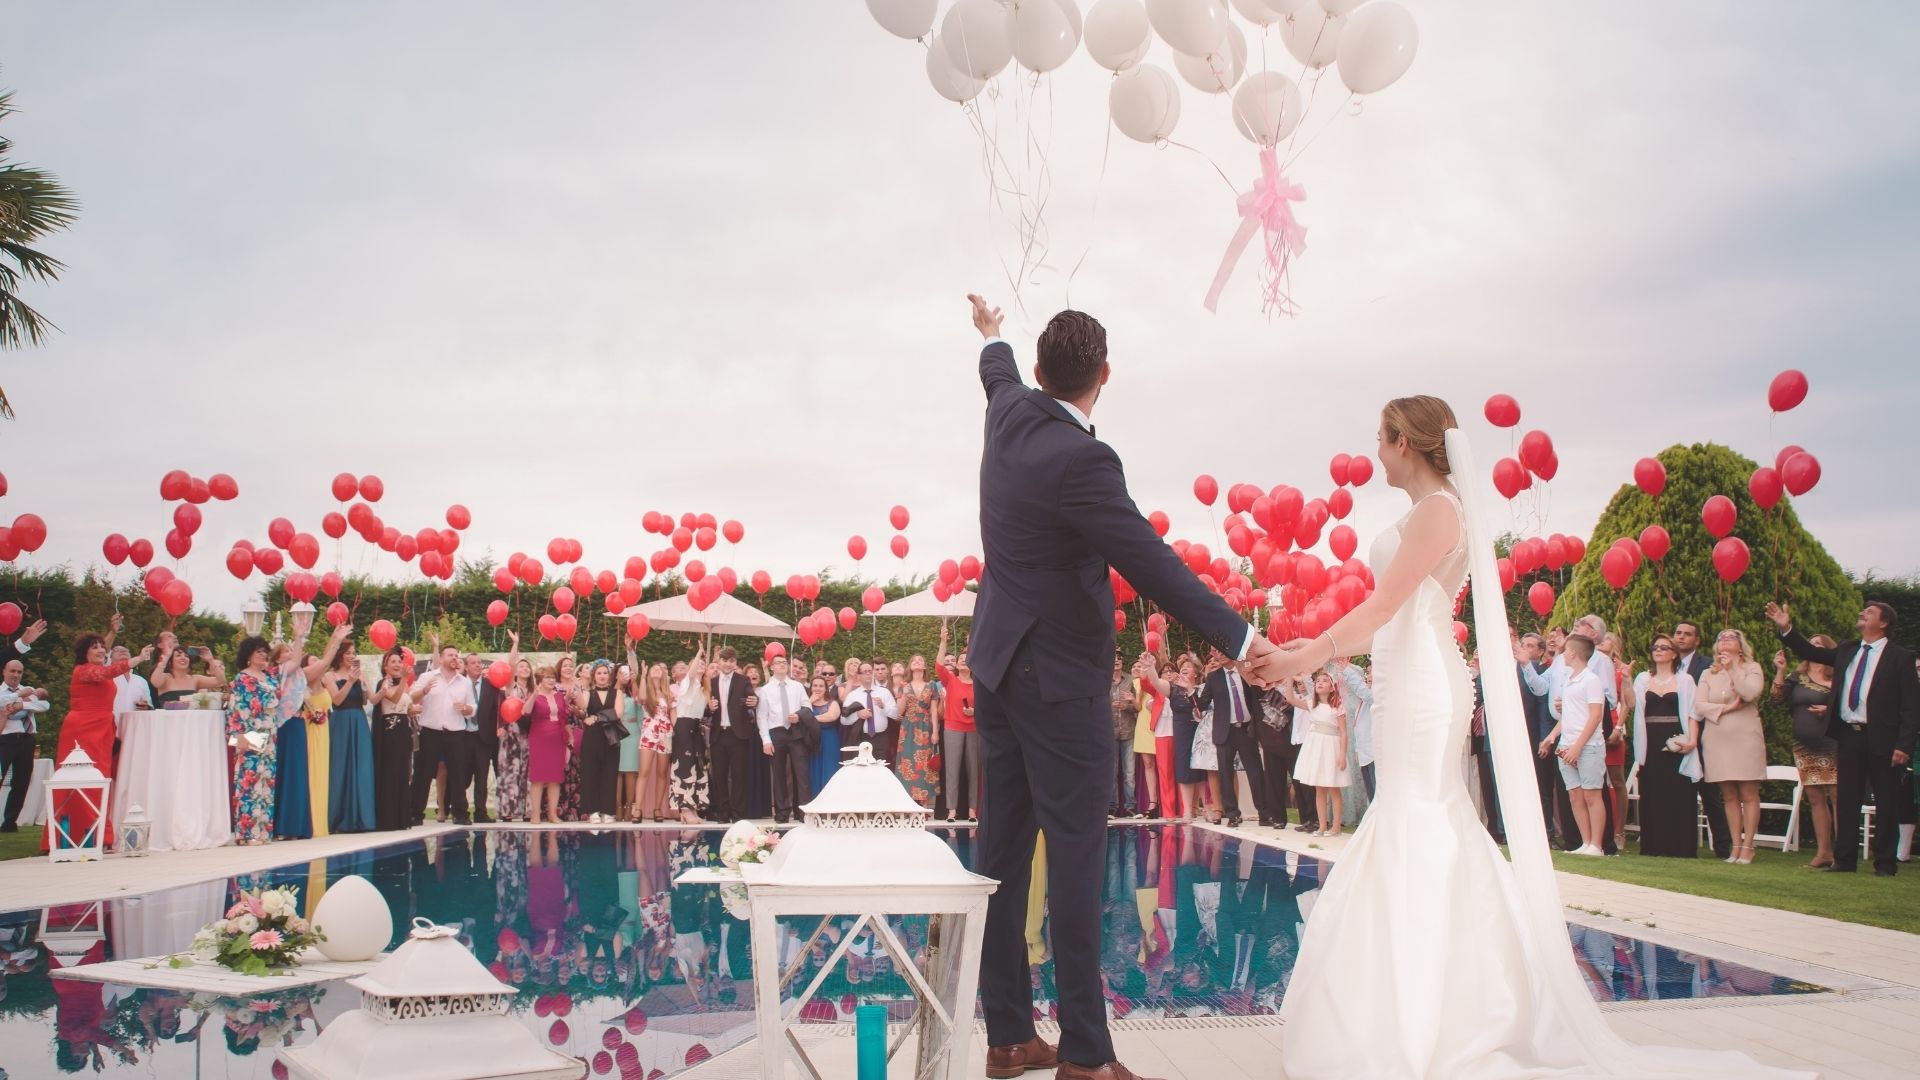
[113,710,232,852]
[0,756,52,825]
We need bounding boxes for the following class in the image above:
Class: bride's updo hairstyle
[1381,396,1458,477]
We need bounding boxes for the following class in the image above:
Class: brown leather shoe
[985,1036,1059,1078]
[1057,1062,1164,1080]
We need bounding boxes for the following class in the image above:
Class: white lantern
[311,874,394,962]
[291,601,317,641]
[45,747,112,863]
[118,803,151,858]
[242,596,268,638]
[280,918,584,1080]
[698,742,999,1079]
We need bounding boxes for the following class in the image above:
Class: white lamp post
[45,747,112,862]
[242,597,267,638]
[290,601,316,642]
[280,918,583,1080]
[725,742,998,1079]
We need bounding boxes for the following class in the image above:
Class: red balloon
[1639,524,1671,562]
[556,613,577,641]
[750,570,772,595]
[1773,444,1805,475]
[1329,525,1358,563]
[1496,557,1516,593]
[1600,547,1634,590]
[569,566,594,595]
[144,566,174,595]
[325,601,349,627]
[890,534,909,559]
[547,538,569,564]
[439,528,459,555]
[537,614,558,639]
[519,558,545,585]
[642,511,663,534]
[1781,452,1821,497]
[1544,536,1568,572]
[832,606,854,632]
[620,578,644,604]
[166,503,200,538]
[208,473,239,501]
[890,505,911,530]
[862,586,885,614]
[604,593,626,615]
[1192,475,1218,507]
[226,546,255,580]
[319,511,346,539]
[1767,369,1808,413]
[1492,458,1528,500]
[397,533,420,561]
[253,547,284,574]
[185,477,211,504]
[1527,581,1555,618]
[358,475,384,502]
[102,534,131,566]
[129,538,154,568]
[493,568,516,594]
[1701,495,1737,539]
[160,578,193,618]
[446,504,471,530]
[1712,537,1751,583]
[1748,467,1783,510]
[419,551,445,578]
[1329,453,1352,488]
[595,570,617,596]
[164,528,192,559]
[1453,621,1470,646]
[330,473,359,502]
[1534,451,1559,483]
[1226,526,1254,558]
[1144,631,1163,655]
[1484,394,1521,428]
[267,517,295,549]
[1147,511,1170,538]
[670,527,693,553]
[160,469,191,501]
[1327,489,1353,520]
[847,535,868,561]
[488,659,512,688]
[684,560,706,583]
[1347,455,1374,487]
[1517,430,1554,476]
[289,533,320,570]
[798,620,818,647]
[803,574,821,601]
[626,613,651,641]
[938,558,961,585]
[1633,457,1666,498]
[1294,553,1327,595]
[722,520,744,544]
[552,586,576,614]
[694,527,717,551]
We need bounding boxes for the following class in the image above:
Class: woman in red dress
[44,614,154,852]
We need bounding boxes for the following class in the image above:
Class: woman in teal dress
[808,675,842,797]
[227,637,282,846]
[320,641,377,833]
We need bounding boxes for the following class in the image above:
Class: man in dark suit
[1197,651,1270,826]
[965,294,1272,1080]
[1770,600,1920,875]
[465,652,501,823]
[703,647,757,823]
[1515,633,1561,846]
[1673,620,1733,858]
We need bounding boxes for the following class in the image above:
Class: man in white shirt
[0,659,51,832]
[756,656,813,823]
[407,645,476,825]
[840,662,899,765]
[110,646,153,714]
[1538,635,1607,856]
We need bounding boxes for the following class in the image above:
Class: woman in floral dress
[894,656,941,809]
[496,647,535,823]
[628,660,675,822]
[227,637,284,845]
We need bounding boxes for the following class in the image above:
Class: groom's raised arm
[980,339,1024,401]
[1061,439,1254,661]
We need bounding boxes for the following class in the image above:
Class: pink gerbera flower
[249,930,284,951]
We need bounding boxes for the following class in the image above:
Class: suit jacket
[1518,660,1553,743]
[704,671,757,742]
[1779,629,1920,757]
[970,341,1247,702]
[1197,668,1260,746]
[474,679,503,743]
[1679,652,1711,684]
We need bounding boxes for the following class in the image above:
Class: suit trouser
[0,733,33,827]
[1253,723,1294,823]
[770,727,813,820]
[412,729,471,822]
[709,731,752,821]
[1215,724,1267,821]
[975,644,1116,1067]
[1531,743,1562,845]
[1834,727,1906,873]
[1474,743,1504,839]
[468,736,496,819]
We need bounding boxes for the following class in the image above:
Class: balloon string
[1064,79,1117,303]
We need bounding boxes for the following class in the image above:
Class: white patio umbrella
[872,585,976,619]
[601,591,794,641]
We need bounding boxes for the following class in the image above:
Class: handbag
[594,707,629,750]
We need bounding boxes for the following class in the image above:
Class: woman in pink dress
[525,666,571,825]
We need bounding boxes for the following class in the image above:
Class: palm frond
[0,238,65,283]
[0,284,60,349]
[0,166,80,242]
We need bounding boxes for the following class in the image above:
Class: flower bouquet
[174,886,325,975]
[716,820,779,870]
[188,689,224,711]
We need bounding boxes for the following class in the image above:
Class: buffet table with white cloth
[112,709,231,852]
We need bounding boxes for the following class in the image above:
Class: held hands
[1241,635,1317,688]
[967,294,1004,340]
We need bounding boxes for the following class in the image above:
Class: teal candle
[855,1003,887,1080]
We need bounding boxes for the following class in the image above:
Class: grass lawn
[1550,837,1920,935]
[0,828,42,862]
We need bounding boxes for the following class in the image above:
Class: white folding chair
[1753,764,1803,852]
[1623,762,1640,836]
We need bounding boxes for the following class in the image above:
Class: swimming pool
[0,826,1821,1079]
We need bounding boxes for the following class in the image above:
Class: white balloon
[1011,0,1083,73]
[1173,21,1247,93]
[1318,0,1368,14]
[1231,70,1303,145]
[1228,0,1281,27]
[311,875,392,962]
[1108,63,1182,143]
[1280,9,1344,68]
[1145,0,1229,58]
[865,0,937,40]
[1263,0,1315,14]
[1335,0,1416,94]
[927,34,989,102]
[941,0,1014,80]
[1084,0,1152,72]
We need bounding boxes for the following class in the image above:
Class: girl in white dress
[1286,672,1348,837]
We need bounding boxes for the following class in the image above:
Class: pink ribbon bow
[1203,147,1308,316]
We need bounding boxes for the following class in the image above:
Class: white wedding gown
[1276,430,1814,1079]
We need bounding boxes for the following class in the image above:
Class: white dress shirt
[113,673,152,714]
[0,683,49,735]
[674,676,706,719]
[715,672,740,731]
[412,670,474,732]
[757,676,805,747]
[841,685,898,736]
[1334,664,1375,766]
[1840,638,1887,726]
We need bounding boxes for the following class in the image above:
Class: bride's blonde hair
[1381,396,1458,477]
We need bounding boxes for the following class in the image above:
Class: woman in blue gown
[807,674,842,798]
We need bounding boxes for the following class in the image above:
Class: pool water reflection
[0,826,1820,1079]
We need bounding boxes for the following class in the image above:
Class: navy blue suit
[971,340,1247,1066]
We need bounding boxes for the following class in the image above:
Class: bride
[1250,397,1812,1079]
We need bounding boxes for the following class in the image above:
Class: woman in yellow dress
[305,681,333,838]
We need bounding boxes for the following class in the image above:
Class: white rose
[286,916,310,934]
[231,914,259,934]
[262,891,292,918]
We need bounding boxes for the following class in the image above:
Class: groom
[967,295,1273,1080]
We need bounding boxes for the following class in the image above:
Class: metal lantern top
[751,742,990,890]
[348,918,514,1018]
[49,747,107,787]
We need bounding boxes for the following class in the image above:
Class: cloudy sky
[3,1,1916,620]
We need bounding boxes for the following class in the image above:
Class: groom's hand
[967,293,1004,339]
[1240,635,1285,687]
